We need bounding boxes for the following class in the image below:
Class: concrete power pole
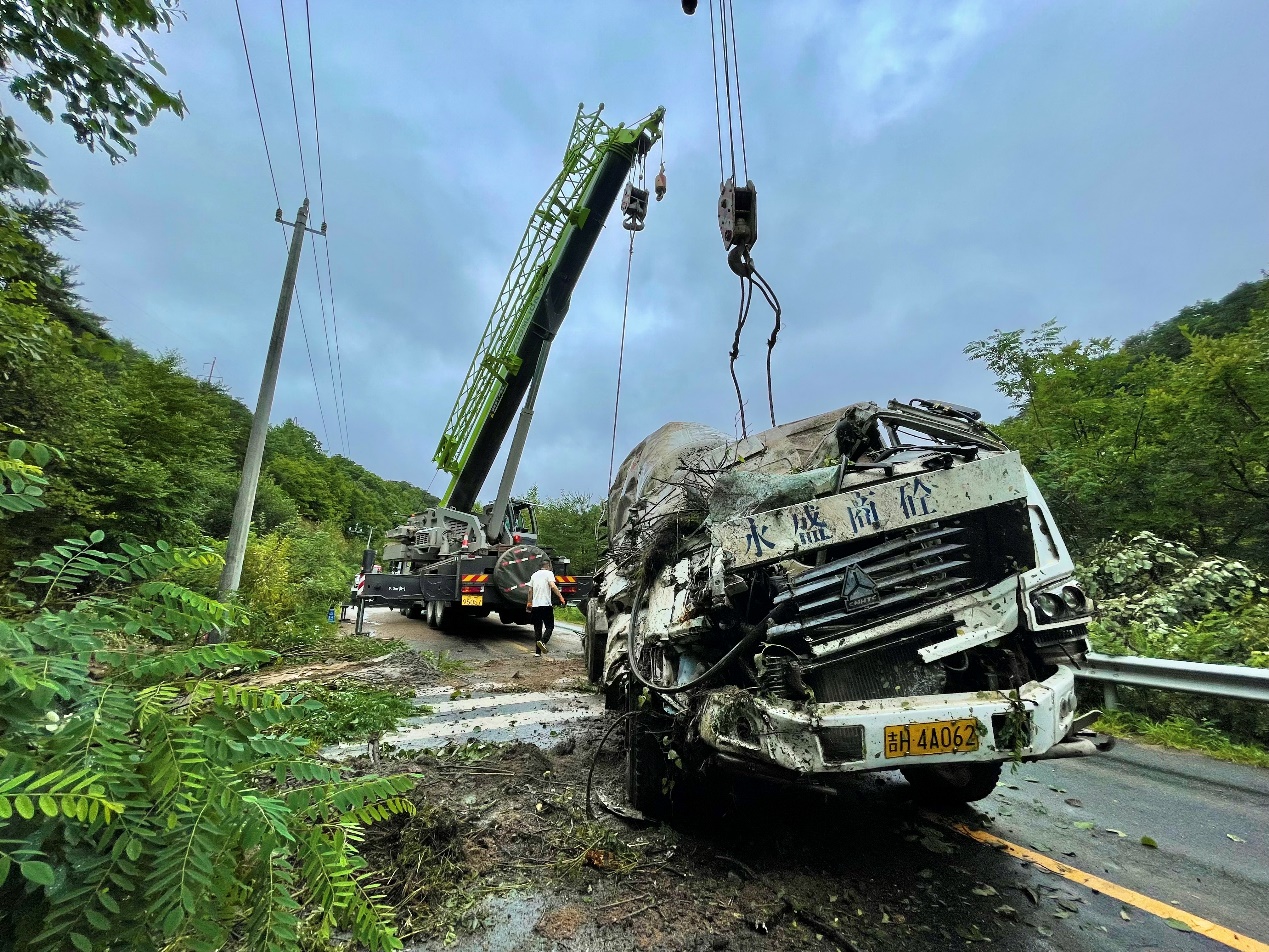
[218,200,320,600]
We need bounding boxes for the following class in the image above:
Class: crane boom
[434,103,665,513]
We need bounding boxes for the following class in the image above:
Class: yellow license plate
[884,718,981,758]
[461,594,483,606]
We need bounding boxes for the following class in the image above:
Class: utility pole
[218,200,325,599]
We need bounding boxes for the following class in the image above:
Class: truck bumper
[697,666,1083,775]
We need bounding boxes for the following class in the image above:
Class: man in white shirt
[526,560,563,656]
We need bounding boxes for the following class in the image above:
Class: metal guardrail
[1076,652,1269,708]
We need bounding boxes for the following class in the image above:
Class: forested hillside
[967,276,1269,750]
[0,201,436,568]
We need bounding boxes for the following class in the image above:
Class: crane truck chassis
[586,398,1110,815]
[362,501,587,629]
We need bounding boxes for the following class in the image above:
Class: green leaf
[20,860,55,886]
[162,905,184,936]
[89,529,105,544]
[14,794,34,819]
[70,933,92,952]
[1073,821,1095,830]
[8,439,27,459]
[38,794,59,817]
[1140,836,1158,849]
[1164,918,1193,932]
[0,855,9,886]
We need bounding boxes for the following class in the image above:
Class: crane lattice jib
[434,103,665,504]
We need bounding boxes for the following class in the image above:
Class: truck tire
[901,762,1002,805]
[438,603,459,632]
[584,601,606,686]
[425,601,440,629]
[626,696,672,819]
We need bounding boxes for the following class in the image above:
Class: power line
[289,256,332,448]
[304,0,352,455]
[277,0,311,197]
[308,238,347,453]
[232,0,336,453]
[233,0,281,209]
[279,0,348,454]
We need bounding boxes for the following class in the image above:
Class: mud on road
[317,645,1260,952]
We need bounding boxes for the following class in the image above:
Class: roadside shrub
[1079,531,1269,746]
[0,534,413,951]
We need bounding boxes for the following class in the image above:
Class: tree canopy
[966,276,1269,568]
[0,0,186,192]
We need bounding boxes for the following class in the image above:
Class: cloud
[26,0,1269,508]
[768,0,1003,140]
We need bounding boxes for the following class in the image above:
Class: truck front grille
[772,524,972,636]
[769,500,1031,643]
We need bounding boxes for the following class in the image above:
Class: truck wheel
[584,602,607,686]
[901,762,1002,805]
[438,604,459,631]
[425,601,440,629]
[626,696,673,819]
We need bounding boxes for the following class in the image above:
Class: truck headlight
[1032,592,1065,622]
[1029,582,1089,624]
[1061,585,1086,612]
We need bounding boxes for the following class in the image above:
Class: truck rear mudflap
[697,666,1082,775]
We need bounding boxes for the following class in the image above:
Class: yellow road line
[944,820,1269,952]
[511,642,531,654]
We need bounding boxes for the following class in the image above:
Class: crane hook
[655,162,667,202]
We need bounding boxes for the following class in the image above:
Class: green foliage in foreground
[0,536,415,951]
[1094,710,1269,770]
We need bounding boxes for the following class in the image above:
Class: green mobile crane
[361,103,665,630]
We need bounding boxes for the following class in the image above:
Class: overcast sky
[34,0,1269,503]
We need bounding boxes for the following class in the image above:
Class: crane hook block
[718,178,757,251]
[622,182,650,232]
[682,0,698,13]
[655,164,667,202]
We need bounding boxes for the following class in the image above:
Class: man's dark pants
[531,606,554,642]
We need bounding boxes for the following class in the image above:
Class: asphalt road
[358,607,1269,951]
[354,605,584,662]
[972,740,1269,947]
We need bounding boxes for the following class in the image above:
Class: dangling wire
[751,266,782,428]
[729,274,754,438]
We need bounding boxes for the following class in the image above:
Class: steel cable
[725,0,748,181]
[607,230,638,491]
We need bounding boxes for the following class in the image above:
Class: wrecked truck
[583,399,1106,815]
